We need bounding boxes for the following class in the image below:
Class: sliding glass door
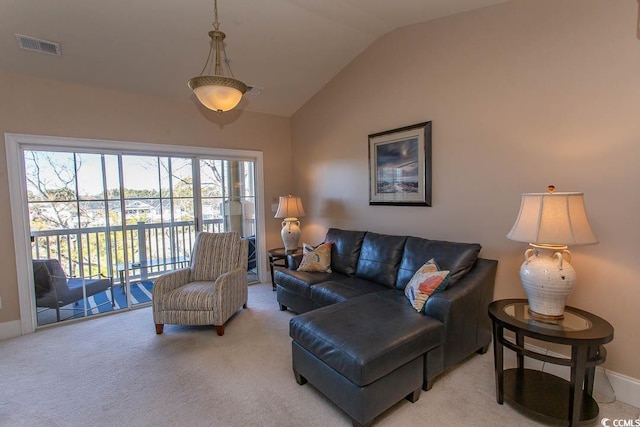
[118,155,196,309]
[200,159,257,281]
[24,147,259,326]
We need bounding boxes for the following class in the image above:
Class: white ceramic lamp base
[281,217,301,251]
[519,244,576,321]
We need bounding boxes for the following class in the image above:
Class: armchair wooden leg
[215,325,225,336]
[243,303,247,309]
[155,323,164,334]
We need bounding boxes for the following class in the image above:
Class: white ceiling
[0,0,510,117]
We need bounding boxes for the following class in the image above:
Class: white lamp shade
[275,195,305,219]
[507,192,598,246]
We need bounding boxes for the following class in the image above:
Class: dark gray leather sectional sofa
[275,228,498,426]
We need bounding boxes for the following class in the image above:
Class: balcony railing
[31,218,253,284]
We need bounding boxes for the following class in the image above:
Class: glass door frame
[5,133,267,335]
[118,154,199,310]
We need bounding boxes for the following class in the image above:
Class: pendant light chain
[197,0,236,78]
[213,0,220,30]
[214,0,237,80]
[197,0,220,77]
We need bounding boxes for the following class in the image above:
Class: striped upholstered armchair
[152,231,248,336]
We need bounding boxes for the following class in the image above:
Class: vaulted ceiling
[0,0,510,117]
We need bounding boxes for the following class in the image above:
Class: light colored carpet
[1,282,638,426]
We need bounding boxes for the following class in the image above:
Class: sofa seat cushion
[355,232,407,288]
[274,269,337,298]
[310,278,386,307]
[396,237,481,290]
[290,293,443,387]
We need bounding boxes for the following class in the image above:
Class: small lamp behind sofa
[275,194,305,251]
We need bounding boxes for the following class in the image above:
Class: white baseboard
[0,320,23,341]
[503,341,640,409]
[607,370,640,409]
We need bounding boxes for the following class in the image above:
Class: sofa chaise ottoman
[290,293,443,426]
[275,228,498,426]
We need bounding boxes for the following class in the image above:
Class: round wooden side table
[488,298,614,426]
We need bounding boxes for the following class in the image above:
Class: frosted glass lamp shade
[189,75,247,113]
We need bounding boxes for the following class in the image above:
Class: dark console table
[488,299,614,426]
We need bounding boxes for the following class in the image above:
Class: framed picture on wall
[368,122,432,206]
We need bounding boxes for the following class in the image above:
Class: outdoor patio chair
[246,235,257,271]
[152,231,248,336]
[33,259,114,322]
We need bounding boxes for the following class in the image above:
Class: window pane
[76,153,106,200]
[104,155,121,200]
[25,151,76,201]
[171,158,193,197]
[30,201,79,230]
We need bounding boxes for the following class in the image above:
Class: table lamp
[275,194,305,251]
[507,186,598,321]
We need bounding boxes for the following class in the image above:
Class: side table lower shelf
[504,369,599,425]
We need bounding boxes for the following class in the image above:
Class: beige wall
[0,71,292,324]
[291,0,640,379]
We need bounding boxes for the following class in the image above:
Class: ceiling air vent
[15,34,62,56]
[246,86,263,96]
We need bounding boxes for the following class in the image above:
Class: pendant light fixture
[188,0,247,113]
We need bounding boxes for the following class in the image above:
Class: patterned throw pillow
[297,242,332,273]
[404,258,450,312]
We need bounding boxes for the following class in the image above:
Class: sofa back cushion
[355,232,407,288]
[325,228,366,276]
[396,237,481,290]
